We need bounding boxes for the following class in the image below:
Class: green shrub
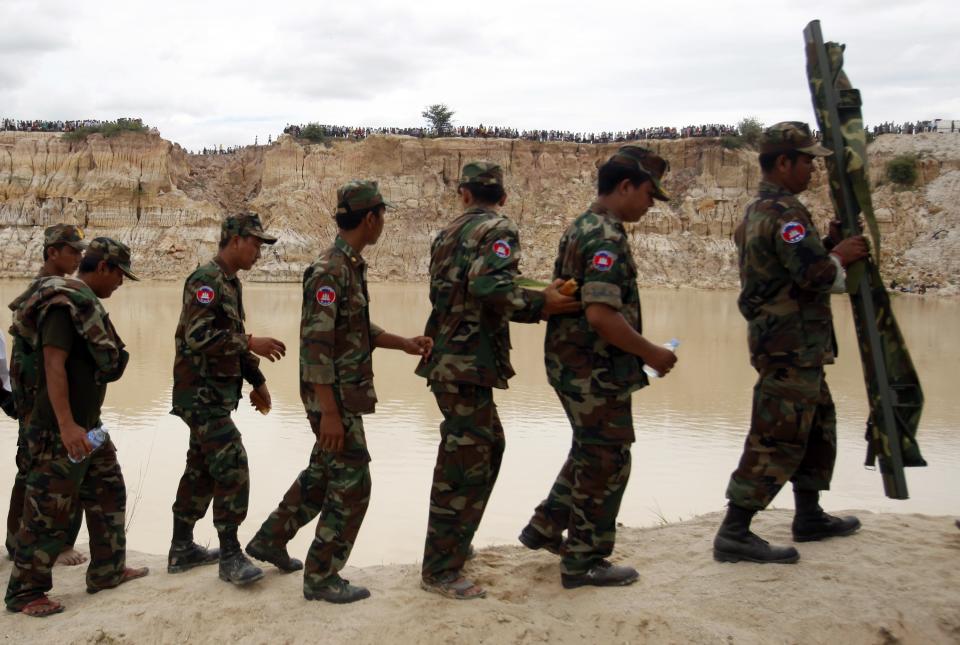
[737,116,764,148]
[299,123,327,143]
[60,119,147,141]
[720,136,743,150]
[886,154,918,186]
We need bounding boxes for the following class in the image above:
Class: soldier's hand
[404,336,433,358]
[542,279,581,318]
[61,421,92,462]
[249,336,286,362]
[318,413,345,453]
[828,218,843,242]
[831,235,869,267]
[250,384,271,414]
[643,345,678,377]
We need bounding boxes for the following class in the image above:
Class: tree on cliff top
[737,117,764,148]
[422,104,454,137]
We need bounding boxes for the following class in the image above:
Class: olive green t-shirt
[30,307,107,431]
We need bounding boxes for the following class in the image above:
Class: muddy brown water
[1,280,957,567]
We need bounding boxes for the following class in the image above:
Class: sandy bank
[3,510,958,644]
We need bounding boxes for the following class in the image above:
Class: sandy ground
[1,510,958,644]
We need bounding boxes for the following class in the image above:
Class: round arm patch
[780,221,807,244]
[196,286,216,304]
[316,286,337,306]
[591,250,616,271]
[492,239,512,259]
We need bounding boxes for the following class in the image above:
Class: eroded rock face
[1,131,957,294]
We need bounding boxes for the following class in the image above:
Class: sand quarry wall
[0,131,958,293]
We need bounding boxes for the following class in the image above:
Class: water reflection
[0,279,957,567]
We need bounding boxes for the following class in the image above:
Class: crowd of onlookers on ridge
[280,123,740,143]
[1,118,145,133]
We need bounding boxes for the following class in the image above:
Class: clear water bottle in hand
[643,339,680,379]
[68,426,109,463]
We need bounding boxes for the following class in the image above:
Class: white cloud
[2,0,958,149]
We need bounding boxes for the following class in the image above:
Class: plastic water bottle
[643,339,680,379]
[68,426,109,463]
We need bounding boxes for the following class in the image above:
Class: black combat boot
[561,560,639,589]
[713,504,800,564]
[218,527,264,586]
[518,524,562,555]
[167,518,220,574]
[304,575,371,604]
[245,535,303,572]
[792,490,861,542]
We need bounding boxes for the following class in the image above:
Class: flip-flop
[18,595,64,618]
[87,566,150,594]
[420,574,487,600]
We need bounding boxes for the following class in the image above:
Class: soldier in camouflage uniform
[169,213,287,586]
[519,146,678,589]
[247,180,432,604]
[713,122,868,564]
[5,238,148,617]
[6,225,88,565]
[416,161,578,599]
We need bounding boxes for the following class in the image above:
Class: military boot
[218,528,264,586]
[304,575,371,604]
[792,490,861,542]
[518,524,562,555]
[561,560,639,589]
[245,536,303,572]
[168,518,220,573]
[713,504,799,564]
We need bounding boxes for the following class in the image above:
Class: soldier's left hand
[405,336,433,358]
[250,384,271,414]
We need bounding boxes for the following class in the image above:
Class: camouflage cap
[85,237,139,281]
[43,224,88,251]
[760,121,832,157]
[335,180,391,217]
[459,161,503,187]
[221,212,278,244]
[606,146,671,201]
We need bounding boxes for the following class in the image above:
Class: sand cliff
[1,131,957,293]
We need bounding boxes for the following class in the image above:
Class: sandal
[420,573,487,600]
[18,595,64,617]
[87,566,150,594]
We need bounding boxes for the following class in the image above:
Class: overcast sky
[2,0,957,150]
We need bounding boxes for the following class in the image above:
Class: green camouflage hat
[607,146,671,201]
[459,161,503,187]
[43,224,88,250]
[335,180,391,216]
[221,212,278,244]
[86,237,140,281]
[760,121,832,157]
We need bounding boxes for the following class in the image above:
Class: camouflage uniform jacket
[735,180,839,369]
[171,257,265,419]
[415,206,545,389]
[7,274,50,420]
[9,276,128,387]
[544,201,648,396]
[301,236,384,416]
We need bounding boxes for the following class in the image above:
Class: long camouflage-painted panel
[804,20,925,499]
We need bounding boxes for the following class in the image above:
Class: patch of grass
[886,154,918,187]
[61,119,148,142]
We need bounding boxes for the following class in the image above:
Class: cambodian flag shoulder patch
[591,250,616,271]
[316,286,337,307]
[780,221,807,244]
[196,286,215,304]
[492,239,511,259]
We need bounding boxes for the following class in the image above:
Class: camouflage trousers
[527,389,634,576]
[5,428,127,611]
[422,384,505,580]
[253,413,371,592]
[6,428,83,557]
[725,366,837,511]
[172,414,249,534]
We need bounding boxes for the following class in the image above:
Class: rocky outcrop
[1,131,957,293]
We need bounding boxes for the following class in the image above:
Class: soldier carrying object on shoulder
[168,212,286,586]
[714,121,869,565]
[519,146,677,590]
[6,225,89,568]
[5,238,148,617]
[415,161,579,600]
[246,180,432,604]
